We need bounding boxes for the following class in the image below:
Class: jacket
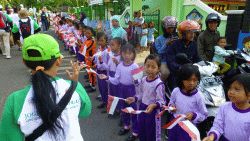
[166,39,200,72]
[197,29,220,61]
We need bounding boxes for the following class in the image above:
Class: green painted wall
[141,0,172,20]
[130,0,142,17]
[179,4,226,36]
[129,0,227,35]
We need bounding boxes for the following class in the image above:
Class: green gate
[142,9,160,37]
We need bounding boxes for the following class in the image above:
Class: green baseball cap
[22,34,62,61]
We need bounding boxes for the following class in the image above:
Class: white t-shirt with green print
[0,78,92,141]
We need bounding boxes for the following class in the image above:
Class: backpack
[0,12,7,29]
[19,18,31,39]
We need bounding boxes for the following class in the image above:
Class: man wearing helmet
[197,13,221,61]
[154,16,178,83]
[166,20,201,89]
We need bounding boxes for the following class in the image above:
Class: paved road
[0,30,130,141]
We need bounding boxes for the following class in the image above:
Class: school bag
[25,80,77,141]
[0,12,7,29]
[19,18,32,39]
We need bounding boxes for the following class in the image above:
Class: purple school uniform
[95,47,109,104]
[76,36,87,62]
[108,62,139,134]
[168,87,208,141]
[99,53,121,97]
[108,54,121,98]
[208,102,250,141]
[136,76,166,141]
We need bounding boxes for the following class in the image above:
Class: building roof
[202,0,246,4]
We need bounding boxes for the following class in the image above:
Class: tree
[116,0,129,14]
[142,5,149,11]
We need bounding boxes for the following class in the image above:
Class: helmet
[206,13,221,27]
[162,16,178,29]
[178,20,200,33]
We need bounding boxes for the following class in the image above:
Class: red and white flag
[162,114,186,129]
[156,105,176,118]
[79,44,87,56]
[178,120,201,141]
[79,62,89,69]
[121,107,146,114]
[86,68,98,75]
[107,95,120,115]
[131,66,144,80]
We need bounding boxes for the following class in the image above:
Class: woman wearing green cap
[0,34,92,141]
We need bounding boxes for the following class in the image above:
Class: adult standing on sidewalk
[40,7,49,31]
[133,10,144,48]
[0,5,13,59]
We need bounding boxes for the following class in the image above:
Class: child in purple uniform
[95,32,109,110]
[168,64,208,141]
[99,44,139,141]
[126,54,166,141]
[98,37,123,98]
[203,74,250,141]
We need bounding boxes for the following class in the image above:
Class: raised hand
[66,60,80,81]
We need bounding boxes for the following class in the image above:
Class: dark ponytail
[24,50,64,139]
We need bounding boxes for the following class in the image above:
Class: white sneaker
[5,56,11,59]
[2,53,6,56]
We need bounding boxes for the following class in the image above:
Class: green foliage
[116,0,129,14]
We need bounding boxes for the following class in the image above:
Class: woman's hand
[66,60,80,81]
[125,97,135,104]
[145,104,157,114]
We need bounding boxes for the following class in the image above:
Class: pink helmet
[162,16,178,28]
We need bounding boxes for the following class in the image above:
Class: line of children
[50,12,250,141]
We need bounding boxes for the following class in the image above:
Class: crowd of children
[51,12,249,141]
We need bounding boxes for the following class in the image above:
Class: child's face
[84,29,92,39]
[137,11,142,17]
[98,36,106,47]
[218,39,227,48]
[149,23,154,27]
[110,40,120,53]
[112,20,119,27]
[145,59,160,79]
[68,22,73,26]
[122,50,134,63]
[244,41,250,49]
[182,74,198,92]
[142,24,147,29]
[228,81,250,104]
